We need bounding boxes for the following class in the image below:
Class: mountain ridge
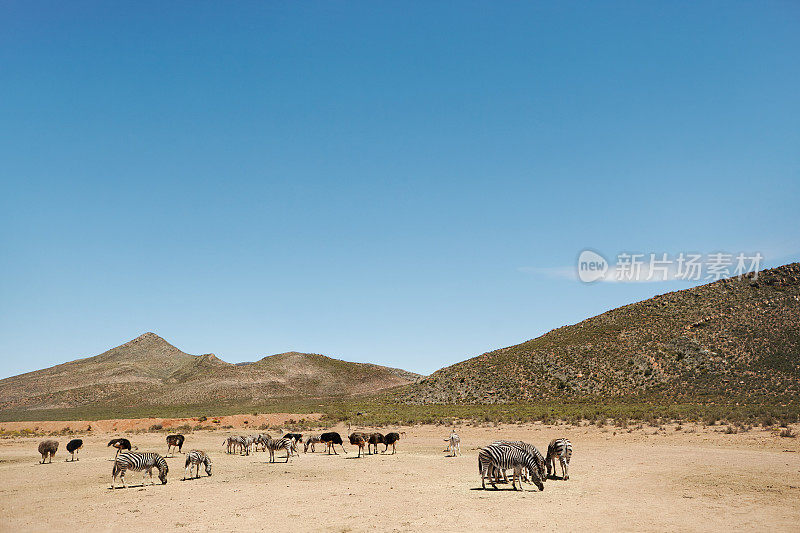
[0,334,422,411]
[399,263,800,404]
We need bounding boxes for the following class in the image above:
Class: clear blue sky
[1,1,798,379]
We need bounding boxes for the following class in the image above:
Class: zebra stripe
[304,436,321,453]
[111,452,168,488]
[183,450,212,480]
[546,438,572,480]
[491,440,546,483]
[478,444,543,491]
[265,437,292,463]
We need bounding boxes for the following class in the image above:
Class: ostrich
[66,439,83,461]
[38,440,58,464]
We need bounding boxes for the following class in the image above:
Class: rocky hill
[0,333,421,412]
[401,263,800,404]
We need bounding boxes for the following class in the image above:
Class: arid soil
[1,423,799,532]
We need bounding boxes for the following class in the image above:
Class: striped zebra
[111,452,169,488]
[304,436,321,453]
[183,450,212,480]
[223,436,239,454]
[478,443,543,491]
[240,436,254,456]
[257,434,272,452]
[546,438,572,480]
[492,440,546,484]
[444,430,460,456]
[265,437,293,463]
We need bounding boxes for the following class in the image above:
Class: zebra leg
[285,448,290,463]
[562,458,569,480]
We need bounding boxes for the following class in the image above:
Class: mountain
[401,263,800,404]
[0,333,421,411]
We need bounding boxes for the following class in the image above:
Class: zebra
[183,450,212,480]
[223,436,240,454]
[111,452,169,488]
[304,436,322,453]
[265,437,293,463]
[283,433,302,455]
[546,438,572,480]
[491,440,546,485]
[255,433,272,452]
[240,435,254,456]
[225,436,250,455]
[478,443,544,491]
[444,430,460,456]
[223,436,237,454]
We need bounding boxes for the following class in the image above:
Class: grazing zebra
[183,450,212,480]
[445,430,460,456]
[111,452,169,488]
[166,434,185,457]
[66,439,83,462]
[304,436,322,453]
[108,438,136,460]
[38,440,58,464]
[491,441,546,484]
[265,437,293,463]
[478,443,544,491]
[546,438,573,480]
[320,432,347,455]
[383,432,401,454]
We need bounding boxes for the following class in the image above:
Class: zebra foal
[111,452,169,488]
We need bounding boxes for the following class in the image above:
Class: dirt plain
[1,421,799,532]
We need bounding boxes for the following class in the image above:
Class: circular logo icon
[577,250,608,283]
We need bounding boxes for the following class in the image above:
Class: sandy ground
[1,422,799,532]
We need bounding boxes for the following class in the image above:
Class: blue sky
[1,1,798,378]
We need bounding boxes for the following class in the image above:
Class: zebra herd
[477,437,573,491]
[35,430,573,492]
[224,434,298,461]
[222,431,400,460]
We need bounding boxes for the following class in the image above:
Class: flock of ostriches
[35,429,573,491]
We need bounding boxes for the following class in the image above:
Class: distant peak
[133,332,162,342]
[113,332,177,353]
